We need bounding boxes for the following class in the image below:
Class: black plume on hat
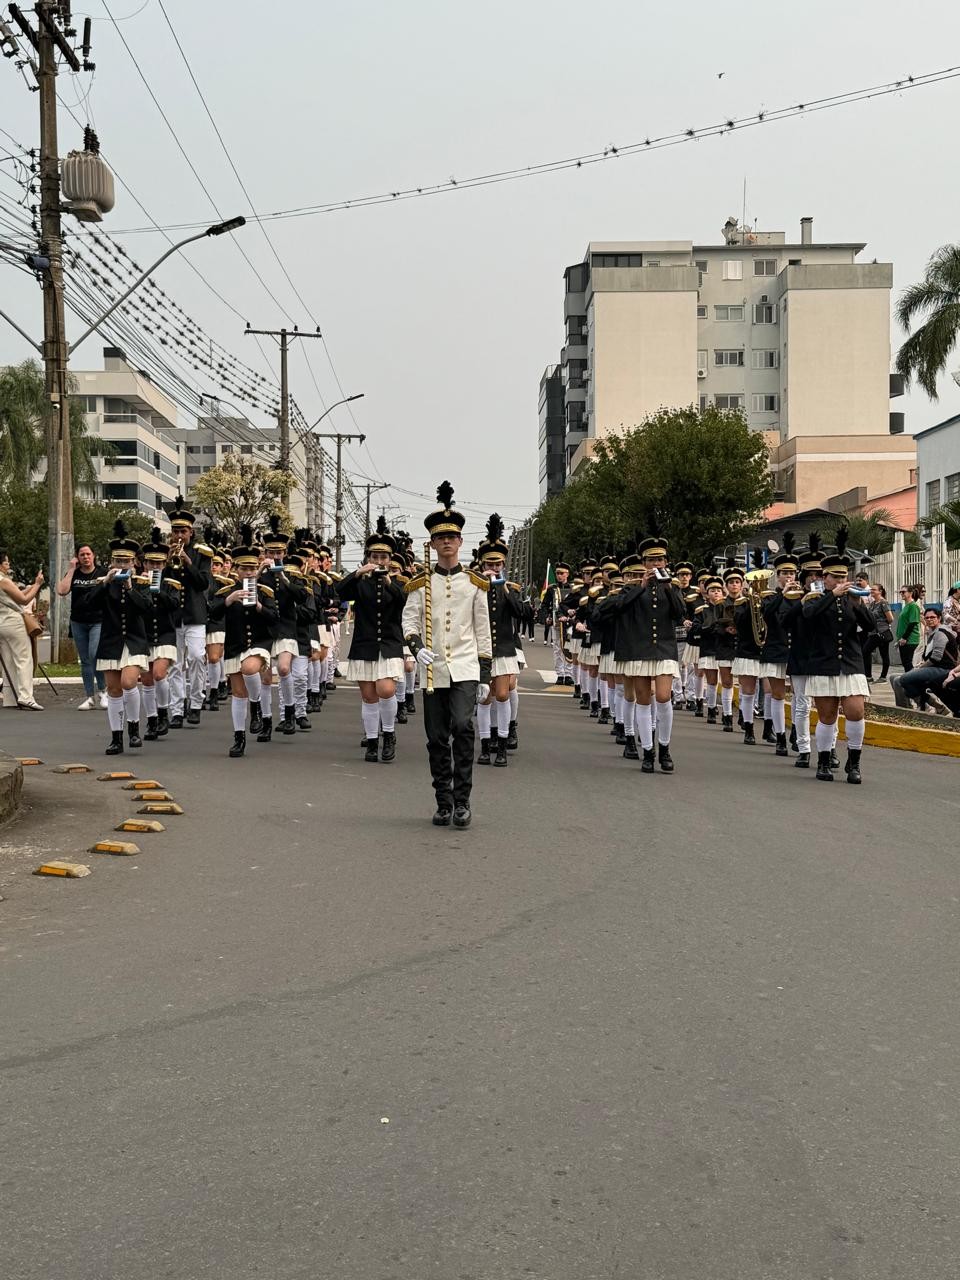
[173,494,184,513]
[269,513,282,537]
[150,526,163,547]
[485,512,504,544]
[725,553,738,570]
[375,514,390,537]
[783,530,795,555]
[113,518,127,539]
[239,523,253,545]
[751,546,764,570]
[808,531,821,555]
[436,480,455,509]
[835,525,849,556]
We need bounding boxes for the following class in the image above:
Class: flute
[422,539,434,696]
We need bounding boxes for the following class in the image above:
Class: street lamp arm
[291,393,364,450]
[0,305,42,354]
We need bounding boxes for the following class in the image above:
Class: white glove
[477,683,490,703]
[416,646,437,669]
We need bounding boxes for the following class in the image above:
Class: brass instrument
[745,566,773,647]
[422,539,434,695]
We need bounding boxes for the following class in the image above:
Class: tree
[919,499,960,550]
[841,507,924,556]
[895,244,960,398]
[532,405,773,575]
[0,358,107,489]
[191,454,296,543]
[0,481,151,575]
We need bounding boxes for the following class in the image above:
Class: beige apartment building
[545,217,914,512]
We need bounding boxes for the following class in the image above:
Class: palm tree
[0,358,103,490]
[895,244,960,398]
[842,507,925,557]
[918,499,960,551]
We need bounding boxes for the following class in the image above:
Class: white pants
[552,627,572,680]
[791,676,811,753]
[169,624,207,710]
[328,621,342,668]
[0,608,34,708]
[292,654,309,717]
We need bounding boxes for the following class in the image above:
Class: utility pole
[244,325,322,510]
[313,431,365,570]
[362,482,390,539]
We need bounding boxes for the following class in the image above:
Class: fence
[865,526,959,604]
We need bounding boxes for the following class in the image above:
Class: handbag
[23,610,43,638]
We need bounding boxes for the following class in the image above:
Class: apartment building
[538,365,566,500]
[544,218,915,513]
[71,347,181,522]
[915,412,960,519]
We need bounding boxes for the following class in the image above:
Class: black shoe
[229,731,246,758]
[477,738,491,765]
[169,713,184,730]
[573,684,582,700]
[580,693,591,710]
[127,721,142,749]
[722,714,734,732]
[104,729,124,756]
[333,669,343,679]
[737,709,743,729]
[598,707,611,725]
[257,716,273,743]
[589,701,600,719]
[775,732,789,757]
[396,703,408,725]
[706,706,717,724]
[789,723,798,752]
[186,707,201,726]
[405,693,416,713]
[742,723,756,745]
[381,731,396,763]
[281,706,296,736]
[364,737,379,763]
[493,741,509,767]
[641,747,656,773]
[506,720,519,750]
[452,805,472,829]
[432,807,452,826]
[845,748,862,784]
[614,722,626,745]
[673,698,685,711]
[694,699,704,718]
[658,743,674,773]
[144,715,159,741]
[156,707,169,737]
[326,681,338,692]
[622,735,639,760]
[815,750,834,781]
[829,748,841,770]
[206,690,220,712]
[761,718,775,744]
[297,715,311,732]
[249,704,263,735]
[794,751,810,768]
[218,681,229,702]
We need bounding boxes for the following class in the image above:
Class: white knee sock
[496,699,511,736]
[830,722,839,748]
[771,697,786,734]
[231,696,247,730]
[655,699,673,745]
[308,662,320,692]
[815,720,834,752]
[720,686,733,716]
[279,672,295,707]
[636,702,654,749]
[361,701,380,740]
[477,702,492,737]
[623,700,636,735]
[107,694,124,731]
[155,675,169,709]
[243,671,262,703]
[122,685,141,723]
[696,674,706,699]
[260,682,273,716]
[141,685,157,717]
[207,663,218,692]
[509,688,519,721]
[740,692,755,724]
[379,696,396,732]
[599,681,609,709]
[706,683,717,709]
[405,668,416,695]
[846,718,865,749]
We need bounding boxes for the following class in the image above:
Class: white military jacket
[402,564,493,687]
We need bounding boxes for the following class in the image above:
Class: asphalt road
[1,670,959,1280]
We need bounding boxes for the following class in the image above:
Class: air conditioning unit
[697,368,707,379]
[760,294,768,303]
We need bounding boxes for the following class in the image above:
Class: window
[646,258,660,267]
[752,349,779,369]
[751,393,779,412]
[927,479,941,512]
[202,445,216,454]
[722,260,743,281]
[155,493,163,510]
[186,444,200,454]
[697,349,707,368]
[74,395,98,412]
[699,394,708,411]
[697,305,707,319]
[591,252,643,268]
[947,472,960,503]
[714,349,744,367]
[715,394,744,410]
[220,444,233,454]
[108,438,138,460]
[788,258,801,266]
[152,451,160,470]
[695,259,708,274]
[753,302,778,324]
[187,465,201,475]
[754,259,777,275]
[715,305,744,322]
[241,445,253,454]
[102,483,138,500]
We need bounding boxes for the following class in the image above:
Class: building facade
[915,413,960,519]
[538,365,566,499]
[540,217,915,513]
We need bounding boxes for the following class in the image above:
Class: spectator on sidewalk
[863,583,894,682]
[57,544,107,710]
[942,582,960,635]
[890,606,958,712]
[0,549,45,710]
[895,586,922,670]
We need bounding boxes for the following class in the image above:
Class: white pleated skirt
[732,657,761,677]
[206,631,225,645]
[697,656,718,671]
[614,659,680,678]
[599,651,617,675]
[317,627,333,647]
[579,644,601,664]
[149,645,178,663]
[805,674,870,698]
[224,647,271,676]
[272,638,299,658]
[97,646,149,672]
[760,661,787,680]
[568,637,582,655]
[516,648,527,669]
[344,656,405,682]
[491,655,520,677]
[681,643,699,666]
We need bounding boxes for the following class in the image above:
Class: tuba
[745,566,773,647]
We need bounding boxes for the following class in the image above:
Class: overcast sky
[2,0,960,548]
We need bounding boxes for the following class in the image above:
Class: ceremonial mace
[422,540,434,695]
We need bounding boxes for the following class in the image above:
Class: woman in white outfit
[0,549,44,710]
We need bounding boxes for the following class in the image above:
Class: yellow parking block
[122,780,162,790]
[116,819,165,834]
[132,790,173,802]
[138,803,183,816]
[97,771,136,781]
[34,860,91,877]
[51,763,92,774]
[91,840,141,856]
[16,757,43,766]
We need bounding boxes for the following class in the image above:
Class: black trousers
[422,680,478,809]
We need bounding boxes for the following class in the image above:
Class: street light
[291,393,365,449]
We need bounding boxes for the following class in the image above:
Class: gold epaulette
[163,577,182,590]
[506,581,521,591]
[802,591,822,603]
[133,574,151,586]
[194,543,214,557]
[734,596,749,606]
[404,573,427,594]
[212,573,234,586]
[684,591,700,602]
[694,604,707,614]
[215,583,233,596]
[258,584,275,599]
[579,594,589,606]
[468,570,489,592]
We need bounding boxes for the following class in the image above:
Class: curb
[781,700,960,759]
[0,750,24,824]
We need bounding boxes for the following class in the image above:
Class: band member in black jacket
[474,515,527,767]
[138,527,183,741]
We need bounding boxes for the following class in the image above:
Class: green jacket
[895,599,921,644]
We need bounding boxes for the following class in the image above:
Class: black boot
[598,706,610,725]
[737,708,743,729]
[694,699,704,718]
[256,716,273,743]
[845,748,862,784]
[396,701,408,725]
[706,706,717,724]
[105,729,124,756]
[614,722,626,745]
[721,714,734,732]
[186,705,201,726]
[477,738,492,765]
[494,739,509,767]
[169,708,184,729]
[658,743,674,773]
[775,732,789,757]
[405,692,416,713]
[829,748,841,770]
[580,692,591,710]
[506,720,519,750]
[229,731,246,758]
[127,720,142,749]
[641,747,656,773]
[789,723,798,753]
[281,705,296,735]
[761,717,775,744]
[794,751,810,769]
[686,698,696,712]
[144,715,159,742]
[573,684,581,700]
[156,707,169,737]
[381,731,396,763]
[815,750,834,781]
[742,723,756,745]
[364,737,379,763]
[249,704,263,735]
[206,690,220,712]
[297,714,311,731]
[622,735,639,760]
[218,680,229,702]
[589,701,600,719]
